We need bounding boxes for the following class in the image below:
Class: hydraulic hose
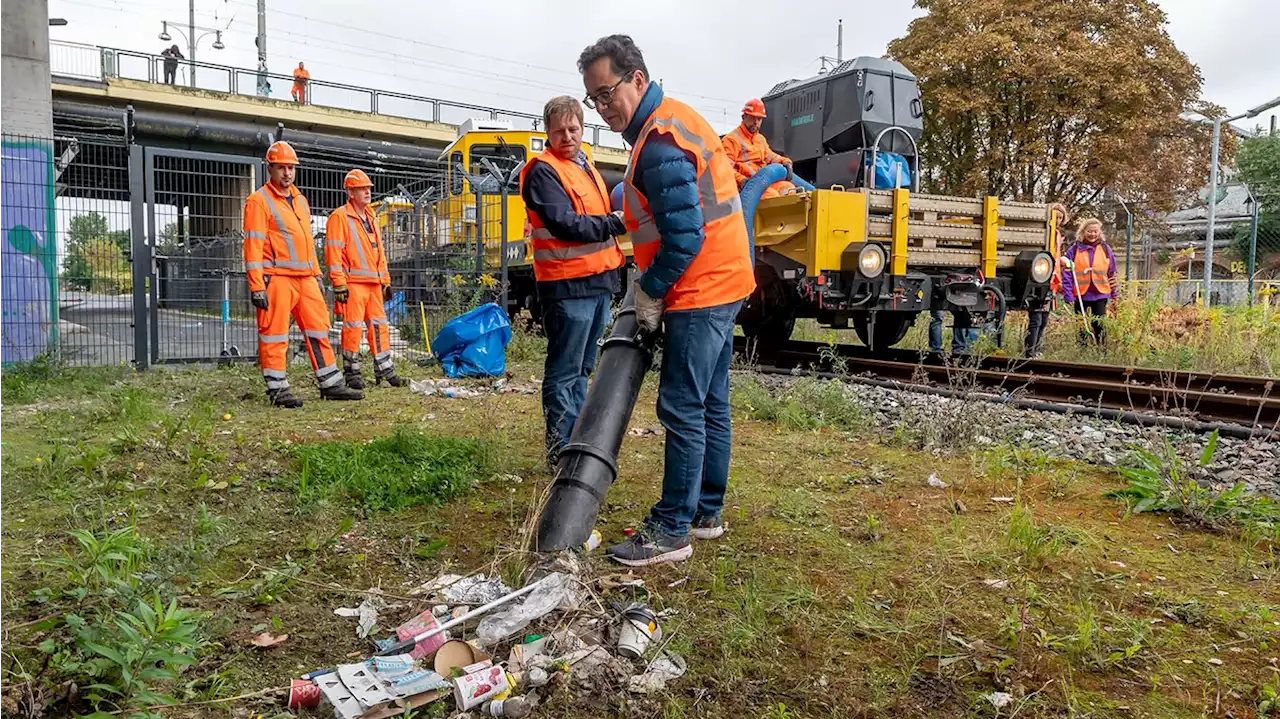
[533,285,656,551]
[739,163,791,267]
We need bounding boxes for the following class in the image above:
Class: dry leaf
[249,632,289,648]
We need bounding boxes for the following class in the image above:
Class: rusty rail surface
[735,337,1279,434]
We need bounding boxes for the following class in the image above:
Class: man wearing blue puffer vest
[578,34,756,566]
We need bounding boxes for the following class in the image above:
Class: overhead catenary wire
[211,0,746,107]
[55,0,744,120]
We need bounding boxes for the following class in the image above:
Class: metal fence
[48,40,626,150]
[2,130,511,370]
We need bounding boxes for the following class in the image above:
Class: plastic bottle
[484,696,531,718]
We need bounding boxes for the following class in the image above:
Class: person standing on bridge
[518,95,626,469]
[161,44,183,85]
[1061,216,1117,346]
[291,62,311,104]
[579,35,755,566]
[325,169,408,390]
[243,141,363,407]
[720,98,795,199]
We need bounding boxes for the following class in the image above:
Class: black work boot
[320,383,364,401]
[343,370,366,390]
[376,372,408,388]
[266,388,304,409]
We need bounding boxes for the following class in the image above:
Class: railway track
[734,337,1280,438]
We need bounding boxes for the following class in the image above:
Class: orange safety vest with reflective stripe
[623,97,755,311]
[325,203,389,286]
[243,182,320,292]
[1072,243,1114,296]
[721,123,789,187]
[517,150,625,283]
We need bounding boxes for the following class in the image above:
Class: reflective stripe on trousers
[263,367,289,391]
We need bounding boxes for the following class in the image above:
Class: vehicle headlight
[1030,252,1054,284]
[858,243,886,279]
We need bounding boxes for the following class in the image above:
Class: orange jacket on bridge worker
[324,168,406,389]
[243,141,362,407]
[291,62,310,104]
[720,98,794,200]
[518,149,625,283]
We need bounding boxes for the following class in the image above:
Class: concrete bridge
[49,41,630,171]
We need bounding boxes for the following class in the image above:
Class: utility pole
[255,0,268,97]
[188,0,195,86]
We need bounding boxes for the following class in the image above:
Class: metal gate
[132,147,262,367]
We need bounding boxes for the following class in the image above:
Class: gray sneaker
[605,527,693,567]
[691,514,725,540]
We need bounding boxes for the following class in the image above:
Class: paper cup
[617,606,659,659]
[287,678,322,710]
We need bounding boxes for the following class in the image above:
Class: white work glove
[632,280,664,335]
[607,210,626,237]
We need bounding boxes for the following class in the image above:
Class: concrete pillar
[2,0,58,363]
[2,0,53,136]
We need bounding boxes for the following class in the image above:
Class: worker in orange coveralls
[243,141,363,407]
[720,98,794,199]
[291,62,310,104]
[325,169,408,389]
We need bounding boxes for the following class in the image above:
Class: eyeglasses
[584,76,628,110]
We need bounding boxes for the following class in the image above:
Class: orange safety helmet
[343,169,373,189]
[265,141,299,166]
[742,98,767,118]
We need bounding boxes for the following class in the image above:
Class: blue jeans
[647,299,742,537]
[542,293,612,456]
[928,310,977,353]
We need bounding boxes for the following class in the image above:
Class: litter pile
[409,377,540,400]
[292,557,684,718]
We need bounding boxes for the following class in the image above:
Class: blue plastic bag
[866,151,912,189]
[385,290,407,324]
[432,303,512,378]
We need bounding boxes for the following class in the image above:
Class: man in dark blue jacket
[519,96,627,468]
[579,35,755,566]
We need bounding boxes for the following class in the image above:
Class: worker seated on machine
[721,98,796,199]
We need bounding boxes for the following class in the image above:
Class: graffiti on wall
[1,138,59,363]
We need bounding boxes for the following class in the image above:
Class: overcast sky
[48,0,1278,134]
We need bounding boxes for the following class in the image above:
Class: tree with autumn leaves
[887,0,1232,214]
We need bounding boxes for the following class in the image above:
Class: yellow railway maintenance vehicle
[736,57,1058,348]
[413,119,629,317]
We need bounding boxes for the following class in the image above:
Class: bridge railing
[49,40,627,149]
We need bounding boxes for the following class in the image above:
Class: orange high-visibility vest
[1072,243,1113,296]
[721,123,789,187]
[243,182,320,293]
[325,203,390,287]
[517,150,625,283]
[622,97,755,311]
[1050,228,1064,294]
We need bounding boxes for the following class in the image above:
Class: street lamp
[1181,95,1280,307]
[157,20,225,87]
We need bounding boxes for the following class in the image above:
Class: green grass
[732,375,870,430]
[2,362,1277,718]
[291,426,490,510]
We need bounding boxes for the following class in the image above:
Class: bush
[23,526,207,716]
[291,427,490,510]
